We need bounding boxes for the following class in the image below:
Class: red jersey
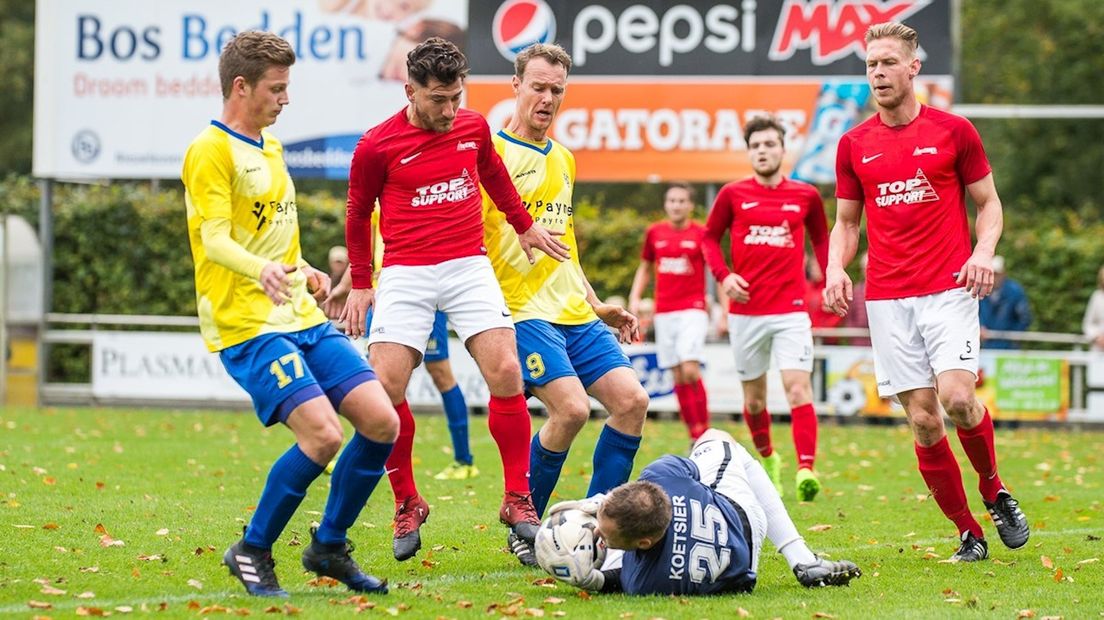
[703,177,828,316]
[345,108,533,287]
[835,105,992,301]
[641,221,708,313]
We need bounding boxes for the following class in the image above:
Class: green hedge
[1,176,1099,380]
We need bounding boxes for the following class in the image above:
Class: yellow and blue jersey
[481,129,595,325]
[182,121,325,352]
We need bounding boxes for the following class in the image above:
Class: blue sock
[315,433,394,545]
[244,444,324,550]
[529,433,569,518]
[587,425,641,498]
[441,385,472,465]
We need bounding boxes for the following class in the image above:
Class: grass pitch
[1,406,1102,618]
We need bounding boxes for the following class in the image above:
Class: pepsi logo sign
[492,0,557,62]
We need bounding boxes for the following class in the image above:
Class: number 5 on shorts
[269,352,304,389]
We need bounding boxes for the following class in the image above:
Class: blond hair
[515,43,572,80]
[865,22,919,58]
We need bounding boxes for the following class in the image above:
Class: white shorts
[866,287,979,398]
[653,309,708,369]
[727,312,814,380]
[689,431,767,572]
[368,255,513,355]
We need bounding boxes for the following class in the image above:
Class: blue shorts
[366,309,449,362]
[220,322,377,427]
[515,319,631,389]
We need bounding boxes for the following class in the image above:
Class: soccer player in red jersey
[824,22,1028,561]
[629,182,711,440]
[702,115,829,502]
[340,37,570,563]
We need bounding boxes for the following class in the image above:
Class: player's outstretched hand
[547,493,607,517]
[595,304,638,344]
[519,222,571,264]
[304,266,331,303]
[260,262,297,305]
[956,252,995,299]
[721,273,751,304]
[823,266,853,317]
[341,287,376,339]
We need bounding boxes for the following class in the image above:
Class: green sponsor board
[995,357,1062,412]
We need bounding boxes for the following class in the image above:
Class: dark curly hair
[407,36,469,87]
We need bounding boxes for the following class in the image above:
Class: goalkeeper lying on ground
[540,429,861,594]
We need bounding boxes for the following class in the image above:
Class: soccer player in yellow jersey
[482,43,649,551]
[182,31,397,597]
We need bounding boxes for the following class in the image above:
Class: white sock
[743,455,817,568]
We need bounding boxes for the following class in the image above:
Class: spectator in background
[634,297,656,343]
[979,256,1032,349]
[328,245,349,282]
[843,252,870,346]
[1081,265,1104,351]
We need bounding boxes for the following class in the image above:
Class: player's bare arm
[720,272,751,304]
[627,260,653,316]
[518,221,571,264]
[323,267,353,319]
[824,198,862,316]
[582,269,638,343]
[303,264,331,303]
[957,173,1004,299]
[341,287,376,339]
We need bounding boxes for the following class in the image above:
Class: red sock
[915,437,983,538]
[956,408,1004,502]
[790,403,818,470]
[744,407,773,457]
[386,400,418,506]
[689,379,711,439]
[488,393,532,494]
[673,383,696,438]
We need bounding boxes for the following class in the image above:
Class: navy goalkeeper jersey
[619,455,756,595]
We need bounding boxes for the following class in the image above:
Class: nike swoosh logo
[959,355,976,361]
[862,153,883,164]
[740,201,758,210]
[400,152,422,164]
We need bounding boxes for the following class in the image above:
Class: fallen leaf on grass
[80,567,100,573]
[543,597,564,605]
[306,576,340,588]
[1040,556,1054,570]
[577,591,591,600]
[155,528,170,536]
[457,601,473,608]
[808,524,832,532]
[43,477,57,485]
[813,613,837,619]
[13,524,35,529]
[137,554,163,562]
[187,579,203,589]
[43,523,59,530]
[1053,567,1064,582]
[1076,558,1099,567]
[75,606,107,616]
[40,585,66,596]
[99,535,124,548]
[27,601,53,610]
[531,577,557,587]
[1016,611,1035,619]
[77,592,96,599]
[736,608,750,617]
[114,606,133,614]
[526,609,545,617]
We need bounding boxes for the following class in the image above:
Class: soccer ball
[534,508,607,581]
